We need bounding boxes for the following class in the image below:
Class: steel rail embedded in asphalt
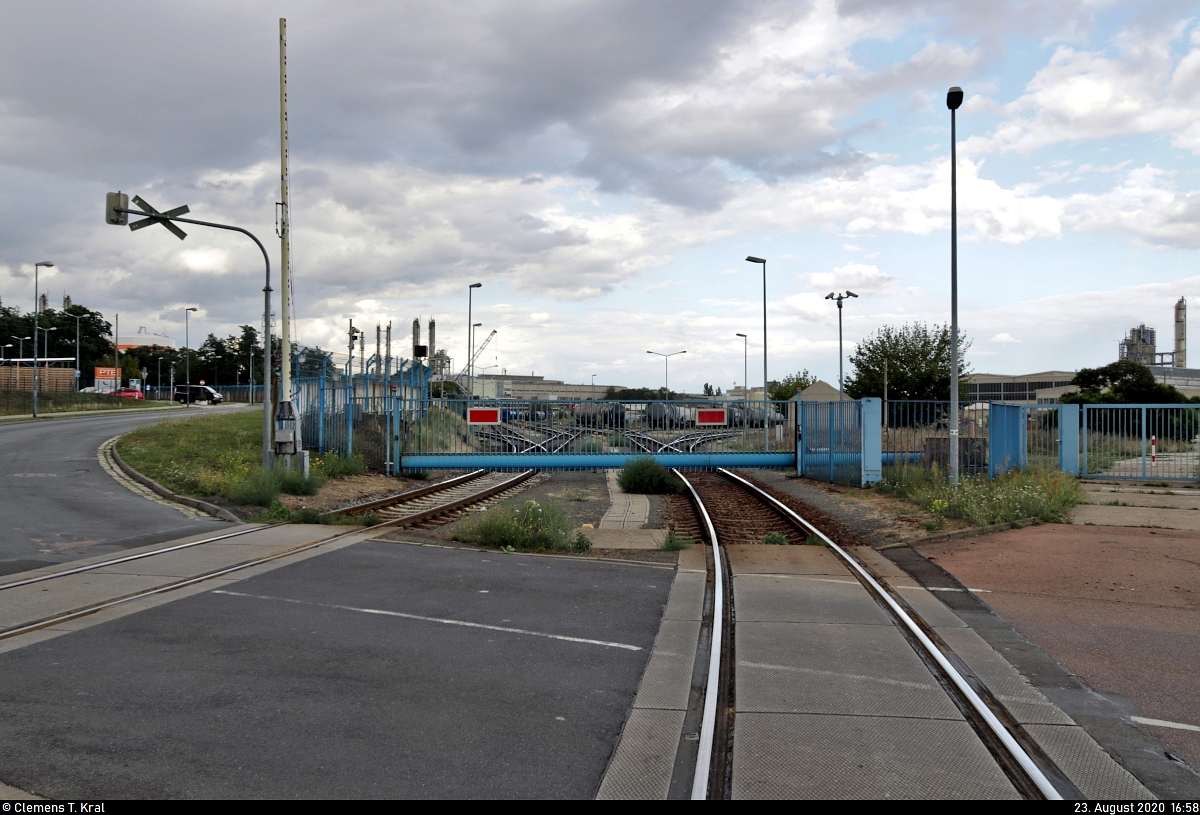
[714,467,1063,801]
[671,468,725,801]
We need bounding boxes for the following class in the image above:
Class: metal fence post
[1141,406,1147,479]
[347,382,354,459]
[861,397,882,486]
[794,399,801,477]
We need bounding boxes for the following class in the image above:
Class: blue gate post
[347,381,354,459]
[318,356,327,454]
[1141,406,1147,479]
[828,402,835,483]
[1081,405,1089,476]
[794,399,801,476]
[1059,403,1080,475]
[861,398,882,486]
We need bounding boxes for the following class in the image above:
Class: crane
[454,330,497,384]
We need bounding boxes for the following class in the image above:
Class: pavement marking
[211,590,644,651]
[739,660,939,692]
[1131,716,1200,733]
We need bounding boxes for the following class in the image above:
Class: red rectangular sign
[696,408,727,426]
[468,408,501,425]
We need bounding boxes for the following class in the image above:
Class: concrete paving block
[1072,504,1200,531]
[0,573,177,629]
[634,620,701,711]
[581,528,663,549]
[1025,724,1155,800]
[726,544,851,576]
[736,621,962,719]
[596,708,686,800]
[893,584,967,628]
[663,571,705,622]
[733,575,891,625]
[731,713,1019,799]
[849,545,911,579]
[677,545,707,573]
[936,627,1074,726]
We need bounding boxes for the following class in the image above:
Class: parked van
[173,385,223,405]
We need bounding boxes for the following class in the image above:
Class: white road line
[1131,715,1200,733]
[211,590,643,651]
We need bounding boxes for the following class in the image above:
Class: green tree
[844,323,970,401]
[1062,360,1189,404]
[768,369,815,401]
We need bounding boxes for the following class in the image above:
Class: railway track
[672,468,1064,800]
[0,468,537,641]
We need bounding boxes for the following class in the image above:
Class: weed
[559,487,591,502]
[877,466,1086,527]
[257,503,381,526]
[455,499,576,551]
[618,457,685,494]
[804,534,826,546]
[576,438,605,453]
[279,467,325,496]
[761,531,789,546]
[316,452,365,478]
[230,469,283,507]
[659,532,695,551]
[572,531,593,553]
[1145,481,1171,488]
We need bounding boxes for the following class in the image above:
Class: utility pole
[278,18,293,421]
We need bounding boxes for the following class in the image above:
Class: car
[115,387,144,400]
[173,384,224,405]
[80,386,98,393]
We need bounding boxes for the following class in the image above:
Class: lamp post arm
[116,207,274,466]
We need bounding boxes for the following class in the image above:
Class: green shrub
[279,467,325,496]
[761,532,789,546]
[257,503,381,526]
[316,452,365,478]
[618,457,685,494]
[659,532,695,551]
[455,499,574,551]
[804,534,826,546]
[230,470,282,507]
[572,531,593,552]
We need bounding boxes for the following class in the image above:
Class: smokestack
[429,318,436,371]
[1176,297,1187,368]
[413,318,421,360]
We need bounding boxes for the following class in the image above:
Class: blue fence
[798,398,882,487]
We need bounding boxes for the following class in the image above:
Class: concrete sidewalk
[1075,482,1200,530]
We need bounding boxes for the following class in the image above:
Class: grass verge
[876,466,1085,527]
[116,409,366,512]
[0,389,172,416]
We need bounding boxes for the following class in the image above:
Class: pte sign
[468,408,501,425]
[696,408,727,427]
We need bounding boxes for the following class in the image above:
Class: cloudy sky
[3,0,1200,391]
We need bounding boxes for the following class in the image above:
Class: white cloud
[643,279,685,292]
[989,332,1020,343]
[807,263,897,294]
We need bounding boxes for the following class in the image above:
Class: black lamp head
[946,86,964,110]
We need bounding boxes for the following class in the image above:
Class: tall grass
[618,457,685,494]
[876,466,1085,526]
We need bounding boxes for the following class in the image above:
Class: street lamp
[31,261,53,418]
[646,350,685,397]
[38,327,56,370]
[467,283,482,401]
[156,356,163,401]
[213,355,222,390]
[11,336,30,359]
[184,307,198,406]
[947,85,964,486]
[824,291,858,400]
[745,256,768,448]
[591,374,597,402]
[71,313,82,391]
[735,333,748,405]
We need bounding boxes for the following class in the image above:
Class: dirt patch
[277,472,452,513]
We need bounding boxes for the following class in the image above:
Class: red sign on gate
[696,408,727,426]
[468,407,501,425]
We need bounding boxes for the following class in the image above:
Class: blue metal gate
[798,398,881,487]
[1080,404,1200,480]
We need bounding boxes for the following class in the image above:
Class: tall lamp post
[213,355,222,390]
[471,321,482,398]
[947,86,964,487]
[157,357,163,401]
[11,336,29,358]
[646,350,685,397]
[71,313,82,391]
[31,261,53,418]
[467,283,482,400]
[591,374,596,402]
[38,326,56,376]
[745,256,768,449]
[824,291,858,399]
[735,333,748,405]
[184,307,197,406]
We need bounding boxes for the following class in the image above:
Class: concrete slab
[600,469,651,530]
[663,571,705,621]
[1025,724,1154,799]
[677,544,706,573]
[632,620,701,711]
[596,709,686,800]
[733,575,892,625]
[0,573,179,629]
[849,545,912,580]
[937,627,1074,726]
[736,621,962,718]
[1083,485,1200,510]
[725,544,850,576]
[580,528,662,550]
[893,584,968,629]
[731,713,1019,799]
[1072,504,1200,530]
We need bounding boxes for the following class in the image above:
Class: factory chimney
[428,318,436,370]
[1176,297,1187,368]
[412,318,421,360]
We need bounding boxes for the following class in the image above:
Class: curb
[876,517,1040,550]
[109,443,241,523]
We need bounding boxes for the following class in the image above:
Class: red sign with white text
[696,409,727,426]
[468,408,501,425]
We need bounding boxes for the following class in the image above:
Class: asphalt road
[0,541,673,798]
[0,406,247,574]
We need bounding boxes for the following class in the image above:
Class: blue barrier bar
[400,452,797,470]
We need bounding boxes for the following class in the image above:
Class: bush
[258,503,382,526]
[279,467,325,496]
[761,532,789,546]
[230,470,282,507]
[659,532,695,551]
[618,457,685,494]
[455,499,575,551]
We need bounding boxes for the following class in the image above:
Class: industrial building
[965,372,1078,404]
[472,373,626,400]
[1118,297,1186,367]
